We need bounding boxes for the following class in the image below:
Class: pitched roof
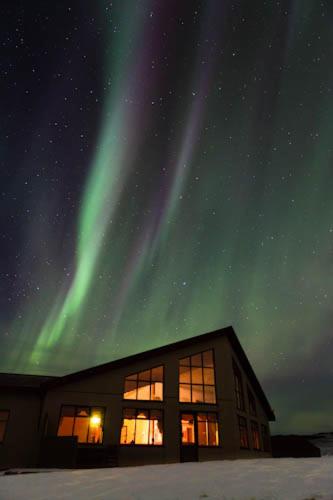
[0,372,58,391]
[44,325,275,421]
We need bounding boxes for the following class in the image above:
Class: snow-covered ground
[1,457,333,500]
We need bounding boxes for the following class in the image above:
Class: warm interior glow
[90,415,101,426]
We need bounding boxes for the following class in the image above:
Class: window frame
[179,411,220,448]
[123,364,165,402]
[178,349,217,405]
[247,386,257,416]
[250,420,261,450]
[56,405,106,445]
[233,360,245,412]
[0,410,10,444]
[120,408,164,446]
[238,415,249,449]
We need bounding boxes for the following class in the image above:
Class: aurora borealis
[1,0,332,434]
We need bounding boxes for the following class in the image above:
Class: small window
[261,424,270,452]
[238,415,249,449]
[120,409,163,446]
[0,410,9,443]
[197,413,219,446]
[123,366,164,401]
[179,350,216,404]
[57,406,104,444]
[248,388,256,416]
[251,420,261,450]
[233,361,245,411]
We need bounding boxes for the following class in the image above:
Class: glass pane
[88,409,104,444]
[191,366,203,384]
[138,369,151,381]
[126,373,138,381]
[76,407,89,417]
[151,381,163,400]
[191,353,202,367]
[136,410,149,419]
[198,420,208,446]
[150,409,162,420]
[192,384,204,403]
[60,406,75,417]
[135,418,149,444]
[0,421,6,442]
[123,408,136,419]
[208,421,219,446]
[203,350,214,367]
[73,417,89,443]
[179,366,191,383]
[203,368,215,385]
[124,380,137,399]
[179,384,191,402]
[149,419,163,445]
[181,414,195,444]
[179,356,190,366]
[57,416,74,436]
[121,418,135,444]
[204,385,216,404]
[151,366,163,382]
[137,381,151,400]
[0,410,9,421]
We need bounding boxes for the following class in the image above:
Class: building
[0,326,275,469]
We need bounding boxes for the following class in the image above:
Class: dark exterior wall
[41,334,273,466]
[0,390,41,469]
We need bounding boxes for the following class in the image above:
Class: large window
[179,350,216,404]
[0,410,9,443]
[251,420,261,450]
[238,415,249,449]
[261,424,270,452]
[248,387,257,416]
[57,406,104,444]
[120,409,163,445]
[233,361,245,411]
[123,366,163,401]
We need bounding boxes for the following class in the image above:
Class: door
[180,413,198,462]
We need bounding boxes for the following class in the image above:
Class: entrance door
[180,413,198,462]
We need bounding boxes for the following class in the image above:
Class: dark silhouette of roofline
[43,325,275,421]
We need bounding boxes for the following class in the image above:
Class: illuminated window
[120,409,163,445]
[251,420,260,450]
[123,366,163,401]
[0,410,9,443]
[248,387,256,416]
[197,413,219,446]
[179,350,216,403]
[261,424,270,451]
[238,415,249,449]
[181,412,219,447]
[233,361,245,411]
[57,406,104,444]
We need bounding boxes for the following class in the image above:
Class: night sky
[1,0,332,434]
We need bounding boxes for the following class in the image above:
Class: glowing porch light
[90,415,101,426]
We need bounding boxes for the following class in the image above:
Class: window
[197,413,219,446]
[57,406,104,444]
[233,361,245,411]
[120,409,163,445]
[0,410,9,443]
[251,420,260,450]
[238,415,249,449]
[123,366,163,401]
[261,424,270,452]
[248,387,257,416]
[179,350,216,404]
[181,412,219,447]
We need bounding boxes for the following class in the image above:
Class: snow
[1,457,333,500]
